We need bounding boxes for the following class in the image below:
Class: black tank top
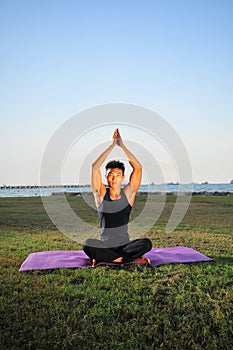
[98,188,132,247]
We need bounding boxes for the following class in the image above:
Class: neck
[109,188,121,200]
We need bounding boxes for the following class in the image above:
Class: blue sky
[1,0,233,185]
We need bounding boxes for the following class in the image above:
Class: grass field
[0,195,232,349]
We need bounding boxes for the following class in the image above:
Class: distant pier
[0,185,89,189]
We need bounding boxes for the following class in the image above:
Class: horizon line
[1,181,233,188]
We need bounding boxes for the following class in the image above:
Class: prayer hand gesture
[112,128,123,147]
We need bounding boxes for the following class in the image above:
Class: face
[105,168,125,188]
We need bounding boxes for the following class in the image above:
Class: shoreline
[1,183,233,190]
[0,191,229,198]
[1,184,233,198]
[53,191,233,197]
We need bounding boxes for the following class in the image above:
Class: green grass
[0,195,232,349]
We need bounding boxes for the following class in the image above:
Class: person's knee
[143,237,152,251]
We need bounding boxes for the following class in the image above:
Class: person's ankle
[91,259,97,267]
[112,256,123,263]
[133,257,151,265]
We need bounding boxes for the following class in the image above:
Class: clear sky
[1,0,233,185]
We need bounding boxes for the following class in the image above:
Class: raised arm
[91,139,116,206]
[113,129,142,204]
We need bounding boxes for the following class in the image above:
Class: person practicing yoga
[83,128,152,266]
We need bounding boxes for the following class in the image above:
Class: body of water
[0,183,233,197]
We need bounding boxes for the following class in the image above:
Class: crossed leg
[83,237,152,266]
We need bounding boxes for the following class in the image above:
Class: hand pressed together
[112,128,124,147]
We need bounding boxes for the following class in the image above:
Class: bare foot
[91,259,97,267]
[132,257,151,265]
[112,256,123,263]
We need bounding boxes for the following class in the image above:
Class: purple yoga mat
[19,246,212,271]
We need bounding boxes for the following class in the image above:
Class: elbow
[136,163,142,172]
[134,165,142,177]
[130,160,142,171]
[137,164,143,177]
[92,162,100,173]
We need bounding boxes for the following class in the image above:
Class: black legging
[83,237,152,263]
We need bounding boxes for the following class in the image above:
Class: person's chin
[110,183,118,188]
